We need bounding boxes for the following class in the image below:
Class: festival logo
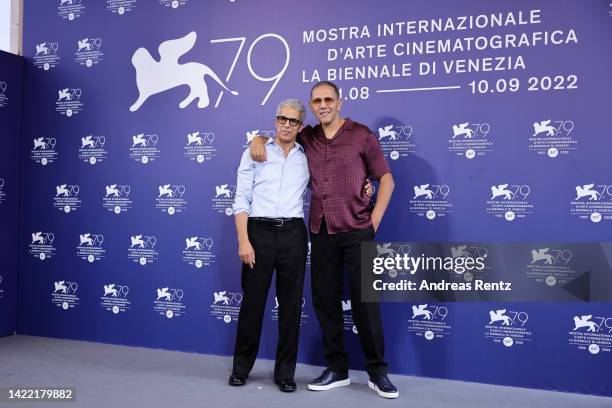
[31,137,58,165]
[448,244,491,282]
[75,37,104,68]
[409,183,452,220]
[377,121,415,160]
[484,308,531,347]
[154,287,186,318]
[29,231,56,260]
[130,133,160,164]
[486,183,533,221]
[33,42,60,70]
[79,135,108,165]
[570,183,612,223]
[102,184,132,214]
[101,283,131,314]
[243,129,275,148]
[407,304,451,340]
[182,236,216,269]
[528,119,577,158]
[57,0,85,21]
[128,234,158,265]
[156,184,188,215]
[569,313,612,355]
[184,131,217,164]
[53,184,82,213]
[129,32,238,112]
[526,247,576,287]
[55,88,83,117]
[448,122,493,159]
[76,233,106,263]
[211,184,236,216]
[210,290,242,324]
[51,280,79,310]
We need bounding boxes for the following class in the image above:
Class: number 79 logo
[210,33,290,107]
[130,32,289,111]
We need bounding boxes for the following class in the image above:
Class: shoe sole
[307,378,351,391]
[368,381,399,399]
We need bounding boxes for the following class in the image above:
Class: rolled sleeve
[232,149,255,215]
[364,132,391,180]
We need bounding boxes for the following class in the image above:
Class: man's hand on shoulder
[249,136,268,162]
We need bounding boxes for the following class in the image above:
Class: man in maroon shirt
[250,81,397,399]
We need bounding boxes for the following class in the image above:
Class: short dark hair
[310,81,340,100]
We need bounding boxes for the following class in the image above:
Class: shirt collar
[269,136,304,152]
[343,117,354,130]
[313,117,353,142]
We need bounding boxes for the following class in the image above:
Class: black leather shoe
[368,374,399,399]
[228,372,247,386]
[276,379,297,393]
[307,369,350,391]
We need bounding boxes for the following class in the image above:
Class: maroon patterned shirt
[298,118,391,234]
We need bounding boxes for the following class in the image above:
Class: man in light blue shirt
[229,99,309,393]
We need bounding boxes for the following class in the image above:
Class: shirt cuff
[232,207,250,216]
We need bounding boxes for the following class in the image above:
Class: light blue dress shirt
[232,138,310,218]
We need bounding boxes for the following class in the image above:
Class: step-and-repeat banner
[17,0,612,396]
[0,51,23,337]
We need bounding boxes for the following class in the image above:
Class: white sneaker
[307,369,351,391]
[368,374,399,399]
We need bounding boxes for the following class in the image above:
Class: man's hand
[249,136,268,162]
[238,240,255,269]
[364,179,375,198]
[371,173,395,233]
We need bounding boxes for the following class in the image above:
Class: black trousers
[311,219,388,377]
[232,218,307,381]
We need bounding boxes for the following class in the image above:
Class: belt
[250,217,303,227]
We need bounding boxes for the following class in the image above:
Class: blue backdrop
[0,50,23,337]
[12,0,612,397]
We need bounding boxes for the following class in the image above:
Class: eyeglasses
[276,116,302,127]
[310,96,336,106]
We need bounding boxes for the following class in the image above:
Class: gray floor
[0,335,610,408]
